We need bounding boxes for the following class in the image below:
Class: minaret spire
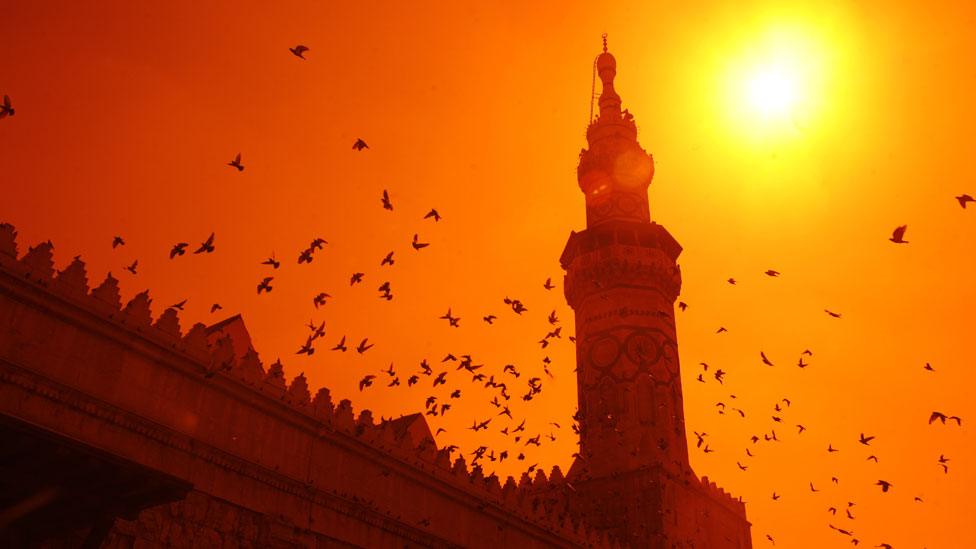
[562,42,687,480]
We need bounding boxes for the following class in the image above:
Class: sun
[745,64,798,119]
[716,20,836,139]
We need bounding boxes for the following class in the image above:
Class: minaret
[562,37,689,480]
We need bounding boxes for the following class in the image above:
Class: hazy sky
[2,1,974,546]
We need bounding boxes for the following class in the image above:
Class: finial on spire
[602,33,608,53]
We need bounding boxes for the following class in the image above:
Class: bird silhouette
[929,411,962,425]
[858,433,875,445]
[289,45,309,59]
[411,233,429,250]
[380,251,395,266]
[765,269,780,277]
[760,352,774,366]
[824,309,842,318]
[440,308,460,327]
[483,314,497,324]
[923,362,935,371]
[716,326,728,334]
[296,335,315,356]
[424,208,442,221]
[262,254,280,269]
[875,479,892,492]
[727,278,736,285]
[170,242,188,258]
[381,190,393,211]
[313,292,330,308]
[227,153,244,171]
[352,138,369,151]
[210,303,222,313]
[331,336,347,352]
[678,301,688,311]
[112,236,125,249]
[356,338,373,354]
[889,225,908,244]
[543,277,555,290]
[0,95,14,118]
[194,232,215,254]
[955,194,974,209]
[257,276,274,294]
[359,375,376,391]
[350,272,364,285]
[124,260,138,275]
[170,299,187,311]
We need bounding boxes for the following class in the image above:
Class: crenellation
[263,359,287,396]
[286,372,311,406]
[333,399,355,432]
[236,347,265,384]
[181,322,211,360]
[451,455,468,478]
[310,387,334,422]
[91,272,122,314]
[153,307,183,339]
[0,222,17,261]
[20,240,55,283]
[54,256,89,298]
[121,290,153,329]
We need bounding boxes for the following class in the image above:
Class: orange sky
[2,1,974,546]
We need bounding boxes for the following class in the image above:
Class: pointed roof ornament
[602,32,608,53]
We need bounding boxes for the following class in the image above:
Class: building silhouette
[0,42,750,548]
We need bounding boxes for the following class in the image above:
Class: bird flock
[3,42,973,549]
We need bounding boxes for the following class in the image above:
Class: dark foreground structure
[0,44,751,548]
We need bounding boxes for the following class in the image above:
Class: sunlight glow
[745,65,798,119]
[716,20,838,142]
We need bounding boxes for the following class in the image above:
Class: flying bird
[440,308,460,328]
[381,190,393,211]
[359,375,376,391]
[227,153,244,171]
[124,260,138,275]
[716,326,727,334]
[955,194,974,209]
[483,314,497,324]
[858,433,875,445]
[0,95,14,118]
[424,208,441,221]
[312,292,330,308]
[257,276,274,294]
[356,338,374,354]
[727,278,736,285]
[929,411,962,425]
[262,254,280,269]
[765,270,780,277]
[296,336,315,356]
[194,232,215,254]
[289,44,309,59]
[889,225,908,244]
[760,352,774,367]
[381,251,395,266]
[824,309,842,318]
[543,277,555,290]
[352,138,369,151]
[350,272,364,285]
[331,336,347,352]
[210,303,222,313]
[875,479,892,493]
[169,242,188,258]
[678,301,687,311]
[411,233,429,250]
